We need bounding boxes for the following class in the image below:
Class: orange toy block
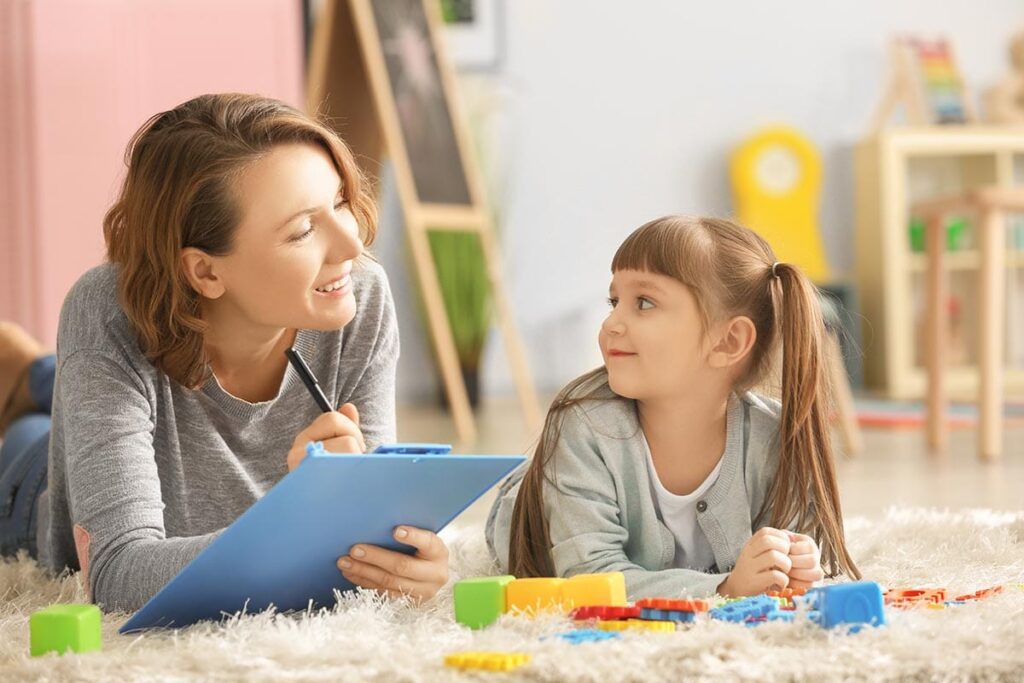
[884,588,947,607]
[954,585,1004,602]
[561,572,627,609]
[506,578,566,614]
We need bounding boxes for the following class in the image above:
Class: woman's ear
[180,248,225,300]
[708,315,757,370]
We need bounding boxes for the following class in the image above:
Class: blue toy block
[639,608,696,623]
[802,581,886,632]
[557,629,622,645]
[710,595,778,623]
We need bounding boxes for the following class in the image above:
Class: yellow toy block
[597,619,676,633]
[506,577,566,614]
[444,652,531,671]
[561,572,627,609]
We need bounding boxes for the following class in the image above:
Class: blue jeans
[0,355,55,559]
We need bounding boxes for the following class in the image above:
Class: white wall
[375,0,1024,403]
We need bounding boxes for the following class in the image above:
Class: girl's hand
[717,527,792,597]
[287,402,365,471]
[337,526,449,603]
[786,532,824,591]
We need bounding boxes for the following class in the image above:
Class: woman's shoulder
[57,263,141,362]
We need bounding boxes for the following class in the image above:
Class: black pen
[285,347,333,413]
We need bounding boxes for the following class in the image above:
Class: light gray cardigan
[486,380,783,599]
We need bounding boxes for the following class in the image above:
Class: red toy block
[953,585,1004,602]
[634,598,709,613]
[570,605,641,621]
[884,588,947,607]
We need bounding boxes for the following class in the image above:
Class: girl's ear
[180,247,226,300]
[707,315,757,369]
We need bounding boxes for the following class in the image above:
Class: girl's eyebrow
[631,278,666,294]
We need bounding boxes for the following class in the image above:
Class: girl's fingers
[789,567,825,583]
[765,569,790,591]
[755,548,793,575]
[393,526,449,562]
[788,553,820,570]
[338,561,433,601]
[322,435,363,454]
[788,540,817,556]
[750,532,791,557]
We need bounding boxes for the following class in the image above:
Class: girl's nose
[602,313,625,336]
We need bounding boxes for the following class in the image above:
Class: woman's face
[209,143,364,333]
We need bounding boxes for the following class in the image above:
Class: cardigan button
[696,500,708,513]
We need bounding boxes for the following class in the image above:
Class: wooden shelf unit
[855,127,1024,399]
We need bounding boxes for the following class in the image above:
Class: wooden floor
[398,398,1024,529]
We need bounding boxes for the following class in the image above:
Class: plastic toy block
[709,595,778,623]
[635,597,709,613]
[454,575,516,629]
[597,619,676,633]
[767,587,807,599]
[557,628,622,645]
[802,582,886,631]
[444,652,531,671]
[884,588,947,607]
[570,605,641,621]
[561,572,627,608]
[505,577,566,614]
[639,608,696,624]
[953,585,1004,602]
[30,604,102,657]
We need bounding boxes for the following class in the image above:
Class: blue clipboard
[119,443,524,633]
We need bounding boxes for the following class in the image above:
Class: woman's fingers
[393,526,449,562]
[338,560,433,601]
[340,545,444,585]
[322,435,363,454]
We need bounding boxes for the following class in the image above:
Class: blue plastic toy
[801,581,886,632]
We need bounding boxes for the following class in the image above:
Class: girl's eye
[637,297,655,310]
[334,196,348,212]
[607,297,618,309]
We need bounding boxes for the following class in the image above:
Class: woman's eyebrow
[276,179,344,231]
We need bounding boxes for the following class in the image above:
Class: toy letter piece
[453,575,515,629]
[30,604,102,657]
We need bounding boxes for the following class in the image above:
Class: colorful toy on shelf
[453,575,515,629]
[29,604,102,657]
[444,652,531,672]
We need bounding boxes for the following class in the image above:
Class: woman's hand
[717,527,792,597]
[785,532,824,591]
[337,526,449,603]
[287,402,365,471]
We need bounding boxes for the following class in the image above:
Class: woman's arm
[55,351,219,612]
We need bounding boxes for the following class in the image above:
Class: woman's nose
[329,209,364,262]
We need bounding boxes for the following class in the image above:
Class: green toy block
[30,604,102,657]
[454,575,516,629]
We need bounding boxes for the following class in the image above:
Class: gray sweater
[486,378,783,599]
[39,261,399,612]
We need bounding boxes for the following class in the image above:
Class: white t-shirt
[642,437,723,571]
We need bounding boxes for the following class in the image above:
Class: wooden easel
[307,0,542,444]
[868,36,977,134]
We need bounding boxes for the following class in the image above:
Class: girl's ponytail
[767,263,860,579]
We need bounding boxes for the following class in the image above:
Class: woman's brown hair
[509,215,860,581]
[103,93,377,389]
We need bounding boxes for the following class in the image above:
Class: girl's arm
[56,351,218,612]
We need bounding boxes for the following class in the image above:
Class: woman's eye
[637,297,654,310]
[291,225,315,242]
[334,196,348,212]
[606,297,618,309]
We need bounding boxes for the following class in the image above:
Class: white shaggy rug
[2,507,1023,682]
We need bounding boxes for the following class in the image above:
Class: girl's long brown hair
[508,216,860,581]
[103,93,378,389]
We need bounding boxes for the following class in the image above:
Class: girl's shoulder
[557,372,641,442]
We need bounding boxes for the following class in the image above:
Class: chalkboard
[368,0,472,205]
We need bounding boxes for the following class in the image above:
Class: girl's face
[209,143,363,333]
[599,269,713,401]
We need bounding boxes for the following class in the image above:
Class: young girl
[486,215,859,598]
[0,94,448,612]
